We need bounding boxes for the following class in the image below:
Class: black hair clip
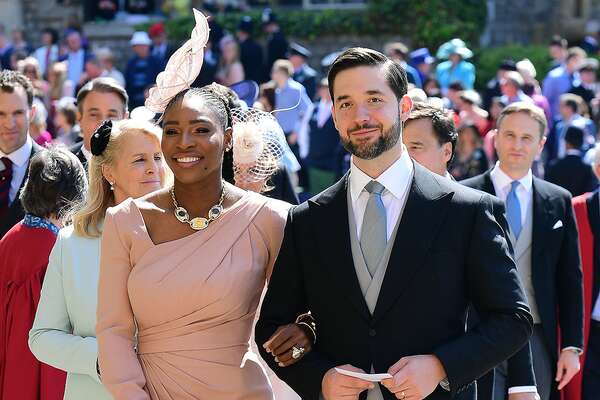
[90,120,112,156]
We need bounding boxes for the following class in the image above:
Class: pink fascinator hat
[145,9,209,113]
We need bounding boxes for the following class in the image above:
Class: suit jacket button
[369,329,376,337]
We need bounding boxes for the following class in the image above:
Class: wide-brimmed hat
[130,31,152,46]
[436,38,473,60]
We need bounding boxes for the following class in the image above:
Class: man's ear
[400,95,413,122]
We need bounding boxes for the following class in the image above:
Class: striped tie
[0,157,13,218]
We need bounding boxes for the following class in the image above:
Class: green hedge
[140,0,487,50]
[473,45,551,90]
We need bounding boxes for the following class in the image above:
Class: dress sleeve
[96,210,149,399]
[28,233,100,382]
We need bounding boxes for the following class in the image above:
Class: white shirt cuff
[508,386,538,394]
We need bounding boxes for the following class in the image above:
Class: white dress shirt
[490,162,533,227]
[0,135,33,204]
[349,147,413,241]
[81,145,92,163]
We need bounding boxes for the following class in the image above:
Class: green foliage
[473,45,551,89]
[138,0,487,50]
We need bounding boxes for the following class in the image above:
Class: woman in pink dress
[96,84,313,399]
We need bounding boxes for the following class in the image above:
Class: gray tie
[360,181,387,277]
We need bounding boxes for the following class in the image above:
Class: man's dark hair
[550,35,568,49]
[327,47,408,101]
[76,77,129,113]
[0,70,34,107]
[406,102,458,164]
[19,146,87,220]
[564,126,584,149]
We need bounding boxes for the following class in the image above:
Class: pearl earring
[109,181,114,191]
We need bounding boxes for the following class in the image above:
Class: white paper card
[334,368,393,382]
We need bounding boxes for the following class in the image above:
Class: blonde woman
[216,35,245,86]
[48,61,75,100]
[28,119,168,400]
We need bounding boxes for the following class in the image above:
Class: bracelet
[296,321,317,344]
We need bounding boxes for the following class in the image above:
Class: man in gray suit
[462,102,583,400]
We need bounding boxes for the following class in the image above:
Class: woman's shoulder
[249,192,291,223]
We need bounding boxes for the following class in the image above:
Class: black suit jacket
[546,154,598,197]
[585,190,600,321]
[293,64,317,101]
[69,141,88,170]
[256,163,533,400]
[462,170,584,398]
[0,142,44,238]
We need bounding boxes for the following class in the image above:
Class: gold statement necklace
[170,183,226,230]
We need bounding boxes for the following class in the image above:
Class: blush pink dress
[96,192,290,400]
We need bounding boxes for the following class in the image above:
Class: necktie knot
[0,157,12,171]
[510,180,520,192]
[365,180,385,196]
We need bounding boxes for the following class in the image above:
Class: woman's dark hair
[259,81,276,112]
[42,28,59,45]
[327,47,408,102]
[19,146,87,220]
[163,84,232,130]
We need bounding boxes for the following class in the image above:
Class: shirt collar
[349,146,413,203]
[0,135,32,167]
[81,145,92,162]
[490,161,532,193]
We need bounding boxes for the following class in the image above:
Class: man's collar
[490,161,532,192]
[0,135,33,167]
[349,146,413,203]
[81,145,92,162]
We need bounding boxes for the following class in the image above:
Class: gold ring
[400,391,406,400]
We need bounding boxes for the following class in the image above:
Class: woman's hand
[262,323,313,367]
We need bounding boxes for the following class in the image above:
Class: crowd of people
[1,5,600,400]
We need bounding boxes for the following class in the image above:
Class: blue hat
[436,38,473,60]
[410,48,435,65]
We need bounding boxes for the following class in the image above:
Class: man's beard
[340,118,402,160]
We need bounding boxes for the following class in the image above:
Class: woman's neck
[173,174,224,216]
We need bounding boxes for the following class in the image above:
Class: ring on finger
[399,391,406,400]
[291,345,305,359]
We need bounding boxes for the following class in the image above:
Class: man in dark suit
[289,42,318,101]
[262,8,289,74]
[69,77,129,169]
[546,126,598,197]
[0,70,44,238]
[569,58,598,113]
[236,16,266,84]
[256,48,532,400]
[462,102,584,400]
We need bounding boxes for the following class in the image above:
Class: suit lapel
[531,178,554,282]
[372,164,453,322]
[481,170,497,196]
[309,174,371,322]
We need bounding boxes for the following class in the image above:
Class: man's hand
[322,365,374,400]
[381,355,446,400]
[556,349,581,390]
[508,392,540,400]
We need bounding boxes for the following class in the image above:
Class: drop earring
[109,181,114,191]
